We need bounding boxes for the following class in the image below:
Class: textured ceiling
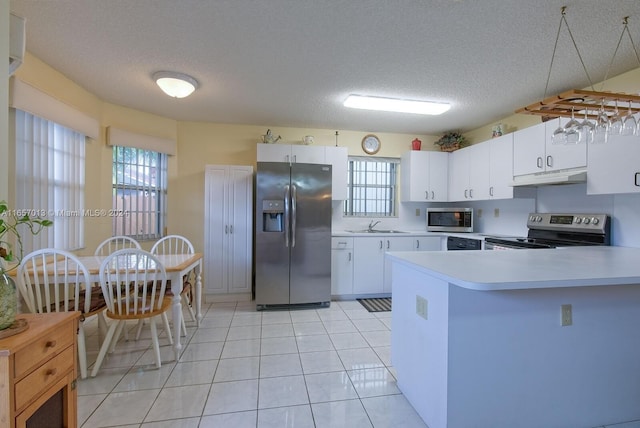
[9,0,640,135]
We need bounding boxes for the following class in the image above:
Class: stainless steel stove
[484,213,611,250]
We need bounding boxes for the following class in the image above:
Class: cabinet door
[383,237,415,293]
[325,146,348,200]
[468,144,490,200]
[400,151,429,201]
[257,143,292,162]
[447,149,468,202]
[488,134,514,199]
[513,123,545,176]
[414,236,442,251]
[226,167,253,293]
[291,145,326,164]
[428,152,449,201]
[204,166,227,293]
[331,239,354,296]
[587,134,640,195]
[544,118,587,171]
[353,237,385,294]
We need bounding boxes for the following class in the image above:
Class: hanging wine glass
[577,109,595,144]
[621,100,637,136]
[564,108,580,144]
[551,117,566,145]
[608,100,623,136]
[593,99,609,144]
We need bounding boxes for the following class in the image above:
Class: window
[15,110,86,252]
[112,146,167,239]
[344,156,399,217]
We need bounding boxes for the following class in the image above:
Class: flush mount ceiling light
[343,94,450,115]
[153,71,199,98]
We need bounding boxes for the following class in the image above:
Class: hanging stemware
[593,99,609,144]
[564,108,580,144]
[621,100,637,136]
[551,117,566,145]
[577,109,595,144]
[608,100,623,136]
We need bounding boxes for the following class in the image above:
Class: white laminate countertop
[387,246,640,291]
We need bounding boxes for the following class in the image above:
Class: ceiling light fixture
[343,94,450,115]
[153,71,199,98]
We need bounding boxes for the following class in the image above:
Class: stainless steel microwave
[427,207,473,232]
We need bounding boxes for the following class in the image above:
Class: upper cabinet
[257,143,347,200]
[400,151,448,202]
[487,133,515,199]
[587,134,640,195]
[513,120,586,176]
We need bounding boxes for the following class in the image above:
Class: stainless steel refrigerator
[255,162,332,310]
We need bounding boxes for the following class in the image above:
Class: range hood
[510,168,587,187]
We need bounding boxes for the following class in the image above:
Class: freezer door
[255,162,291,305]
[289,163,332,304]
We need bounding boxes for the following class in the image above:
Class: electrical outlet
[415,208,421,217]
[561,304,572,326]
[416,295,428,320]
[477,208,483,218]
[494,208,500,218]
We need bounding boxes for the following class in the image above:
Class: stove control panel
[527,213,609,234]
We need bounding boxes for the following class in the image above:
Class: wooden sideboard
[0,312,79,428]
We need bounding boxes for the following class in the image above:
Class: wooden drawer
[13,321,74,380]
[14,345,74,412]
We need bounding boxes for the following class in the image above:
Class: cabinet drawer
[13,319,74,379]
[15,345,74,412]
[332,237,353,249]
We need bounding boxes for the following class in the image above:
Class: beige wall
[1,2,9,201]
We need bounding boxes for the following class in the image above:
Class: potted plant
[434,131,468,152]
[0,201,52,330]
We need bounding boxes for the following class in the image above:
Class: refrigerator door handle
[284,184,291,247]
[291,184,297,248]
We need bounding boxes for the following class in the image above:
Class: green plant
[434,131,468,149]
[0,200,53,265]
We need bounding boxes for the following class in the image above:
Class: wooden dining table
[38,252,203,361]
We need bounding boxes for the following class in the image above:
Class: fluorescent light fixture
[153,71,199,98]
[343,94,450,115]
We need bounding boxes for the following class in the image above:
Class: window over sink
[343,156,398,217]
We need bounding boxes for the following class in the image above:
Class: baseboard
[205,293,252,303]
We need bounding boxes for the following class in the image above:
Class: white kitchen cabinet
[487,133,515,199]
[204,165,253,297]
[587,134,640,195]
[352,236,415,295]
[448,144,490,201]
[513,120,586,176]
[413,236,442,251]
[383,236,416,293]
[325,146,348,200]
[400,151,449,202]
[331,237,354,296]
[257,143,325,164]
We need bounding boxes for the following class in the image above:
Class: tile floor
[77,300,428,428]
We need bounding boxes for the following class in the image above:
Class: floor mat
[357,297,392,312]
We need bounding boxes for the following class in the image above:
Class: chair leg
[77,322,87,379]
[162,313,173,345]
[135,319,145,340]
[97,311,108,343]
[91,321,120,377]
[109,320,126,354]
[149,316,162,369]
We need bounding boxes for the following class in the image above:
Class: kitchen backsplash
[332,183,640,248]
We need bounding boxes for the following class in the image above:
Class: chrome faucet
[368,220,381,231]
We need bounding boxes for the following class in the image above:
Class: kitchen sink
[346,229,408,234]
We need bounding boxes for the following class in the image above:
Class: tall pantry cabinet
[204,165,253,300]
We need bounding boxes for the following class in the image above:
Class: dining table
[35,252,203,361]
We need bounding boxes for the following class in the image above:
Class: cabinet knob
[635,172,640,187]
[537,157,543,168]
[45,368,58,377]
[546,156,552,167]
[45,340,57,348]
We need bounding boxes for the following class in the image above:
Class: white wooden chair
[151,235,196,334]
[94,235,141,256]
[16,248,107,379]
[90,249,173,377]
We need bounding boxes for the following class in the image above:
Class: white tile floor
[77,300,427,428]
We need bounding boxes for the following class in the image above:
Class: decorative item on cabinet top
[261,129,282,144]
[434,131,467,152]
[411,138,422,150]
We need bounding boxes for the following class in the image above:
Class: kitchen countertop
[387,246,640,291]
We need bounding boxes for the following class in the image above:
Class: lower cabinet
[331,237,354,296]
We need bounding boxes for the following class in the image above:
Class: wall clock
[361,134,381,155]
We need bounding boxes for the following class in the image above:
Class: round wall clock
[361,134,381,155]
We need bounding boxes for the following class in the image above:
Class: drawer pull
[45,368,58,377]
[45,340,57,348]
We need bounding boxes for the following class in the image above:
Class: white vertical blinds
[15,110,85,253]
